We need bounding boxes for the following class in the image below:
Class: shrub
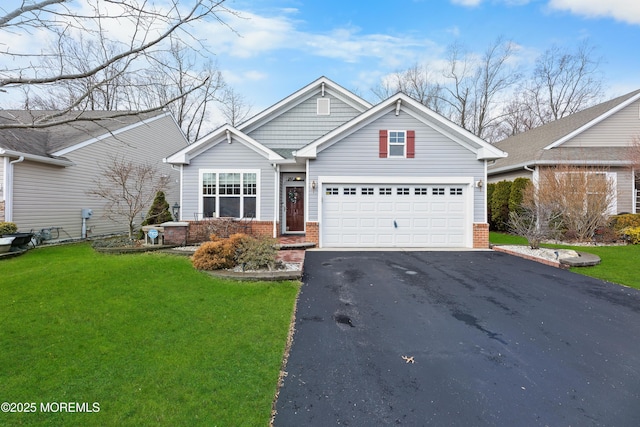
[138,191,173,239]
[610,214,640,233]
[192,233,248,271]
[509,177,530,214]
[0,222,18,234]
[487,183,496,230]
[490,180,512,232]
[624,226,640,244]
[236,236,279,271]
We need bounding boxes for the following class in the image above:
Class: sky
[2,0,640,124]
[205,0,640,114]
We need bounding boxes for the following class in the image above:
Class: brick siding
[473,223,489,249]
[305,222,319,245]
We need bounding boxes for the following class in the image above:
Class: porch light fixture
[475,179,483,188]
[172,202,180,221]
[311,180,316,191]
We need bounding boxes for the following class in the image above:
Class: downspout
[4,156,24,222]
[273,164,280,238]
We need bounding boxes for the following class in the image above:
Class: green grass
[0,244,300,426]
[490,232,640,289]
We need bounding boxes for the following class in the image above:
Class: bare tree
[440,38,522,141]
[136,37,226,141]
[628,135,640,171]
[219,86,253,126]
[88,157,171,238]
[373,38,521,141]
[0,0,237,129]
[509,183,563,249]
[511,165,616,244]
[500,41,604,137]
[372,64,443,113]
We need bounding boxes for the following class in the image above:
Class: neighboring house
[488,89,640,214]
[0,110,188,239]
[165,77,506,248]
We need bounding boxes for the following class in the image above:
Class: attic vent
[317,98,330,115]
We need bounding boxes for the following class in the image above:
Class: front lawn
[490,232,640,289]
[0,244,300,426]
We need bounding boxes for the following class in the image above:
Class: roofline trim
[0,149,75,167]
[488,159,632,175]
[544,92,640,150]
[296,92,507,159]
[164,124,285,164]
[237,77,373,133]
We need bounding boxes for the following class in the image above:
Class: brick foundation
[186,219,278,244]
[163,223,188,246]
[473,223,489,249]
[305,222,319,245]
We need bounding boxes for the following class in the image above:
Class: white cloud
[548,0,640,25]
[451,0,483,6]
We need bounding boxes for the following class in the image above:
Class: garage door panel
[321,183,469,247]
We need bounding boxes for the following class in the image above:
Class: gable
[560,98,640,148]
[297,93,506,161]
[165,125,283,165]
[245,90,365,150]
[311,109,481,174]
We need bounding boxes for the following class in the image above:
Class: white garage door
[321,183,469,248]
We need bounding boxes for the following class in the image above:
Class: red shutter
[407,130,415,158]
[379,130,388,158]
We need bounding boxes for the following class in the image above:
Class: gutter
[0,149,74,167]
[3,156,24,222]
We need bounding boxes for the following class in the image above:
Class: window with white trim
[388,131,406,157]
[201,171,258,218]
[326,187,339,195]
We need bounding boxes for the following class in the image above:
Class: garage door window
[415,187,428,195]
[379,187,392,195]
[397,187,410,195]
[432,188,445,195]
[362,188,374,195]
[450,187,463,195]
[326,187,339,195]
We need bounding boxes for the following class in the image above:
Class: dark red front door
[285,186,304,232]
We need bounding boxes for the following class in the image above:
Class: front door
[285,186,304,232]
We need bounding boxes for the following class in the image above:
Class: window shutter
[379,130,388,158]
[407,130,415,158]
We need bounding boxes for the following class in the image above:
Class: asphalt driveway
[274,250,640,426]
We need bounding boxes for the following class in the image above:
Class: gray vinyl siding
[247,91,362,150]
[563,99,640,147]
[181,141,275,221]
[612,167,634,214]
[11,115,185,238]
[0,159,4,200]
[307,110,486,222]
[488,169,533,184]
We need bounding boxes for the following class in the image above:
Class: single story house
[165,77,507,248]
[488,89,640,214]
[0,110,187,239]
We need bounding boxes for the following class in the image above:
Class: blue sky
[207,0,640,114]
[2,0,639,122]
